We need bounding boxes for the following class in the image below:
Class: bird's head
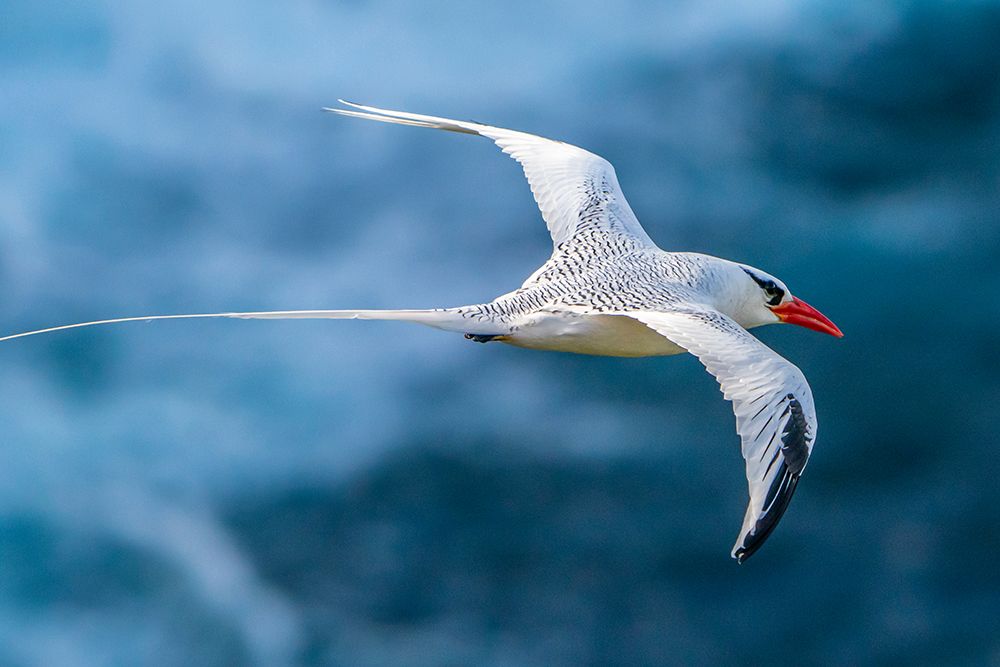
[727,265,843,337]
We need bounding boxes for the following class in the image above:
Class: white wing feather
[626,308,817,562]
[327,101,656,250]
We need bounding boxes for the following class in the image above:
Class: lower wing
[622,308,818,562]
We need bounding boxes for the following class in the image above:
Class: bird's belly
[501,312,685,357]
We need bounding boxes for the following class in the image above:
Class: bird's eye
[763,283,784,306]
[742,268,785,306]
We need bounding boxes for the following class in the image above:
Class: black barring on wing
[734,394,811,563]
[734,463,800,563]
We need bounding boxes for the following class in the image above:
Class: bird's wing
[624,308,817,562]
[327,101,657,251]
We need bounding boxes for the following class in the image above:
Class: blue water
[1,1,999,665]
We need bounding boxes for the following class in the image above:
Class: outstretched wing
[625,308,818,562]
[327,101,656,252]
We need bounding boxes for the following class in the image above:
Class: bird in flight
[3,101,842,562]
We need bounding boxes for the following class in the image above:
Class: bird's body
[2,101,842,562]
[492,311,686,357]
[440,251,748,357]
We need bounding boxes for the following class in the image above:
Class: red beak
[771,297,843,338]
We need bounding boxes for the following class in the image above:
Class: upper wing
[625,308,817,562]
[327,101,657,251]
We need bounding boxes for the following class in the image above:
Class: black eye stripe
[742,268,777,292]
[743,268,784,305]
[764,283,784,305]
[742,267,767,288]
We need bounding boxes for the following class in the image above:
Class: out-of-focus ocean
[1,1,999,665]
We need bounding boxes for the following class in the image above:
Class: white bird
[2,101,842,562]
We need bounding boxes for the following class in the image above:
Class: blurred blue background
[2,0,999,665]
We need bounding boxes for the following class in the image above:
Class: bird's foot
[464,333,500,343]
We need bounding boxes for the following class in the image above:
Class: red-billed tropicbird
[2,101,842,562]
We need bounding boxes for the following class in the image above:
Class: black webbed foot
[464,333,500,343]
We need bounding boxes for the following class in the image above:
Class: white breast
[501,311,685,357]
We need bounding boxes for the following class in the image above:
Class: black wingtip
[733,394,812,563]
[732,465,800,563]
